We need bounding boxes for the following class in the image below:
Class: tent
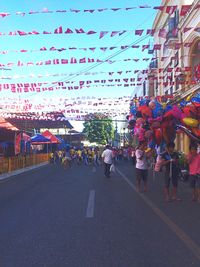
[41,130,60,144]
[31,134,51,144]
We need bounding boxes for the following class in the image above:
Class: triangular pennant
[99,31,109,39]
[75,28,85,33]
[111,31,120,37]
[65,28,73,34]
[54,26,63,34]
[135,29,144,36]
[87,30,97,35]
[180,5,192,16]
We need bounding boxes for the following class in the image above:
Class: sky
[0,0,161,130]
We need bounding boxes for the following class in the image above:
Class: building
[151,0,200,153]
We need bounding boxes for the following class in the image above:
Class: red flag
[88,58,95,63]
[154,6,165,11]
[75,28,85,33]
[70,9,81,13]
[0,12,10,17]
[53,59,59,64]
[180,5,192,16]
[50,47,56,51]
[135,29,144,36]
[15,132,21,155]
[45,60,51,65]
[97,8,107,12]
[100,47,107,51]
[110,47,117,50]
[99,31,109,39]
[132,45,140,48]
[166,6,177,15]
[40,47,47,51]
[54,26,63,34]
[65,28,73,34]
[9,31,17,35]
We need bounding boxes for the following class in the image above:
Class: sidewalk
[117,160,200,249]
[0,162,48,181]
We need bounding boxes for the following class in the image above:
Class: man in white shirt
[102,145,113,178]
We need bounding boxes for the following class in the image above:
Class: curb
[0,162,49,181]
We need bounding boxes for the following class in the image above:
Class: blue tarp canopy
[31,134,51,144]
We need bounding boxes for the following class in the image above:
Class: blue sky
[0,0,161,129]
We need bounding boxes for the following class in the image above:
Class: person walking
[135,142,149,192]
[102,145,113,178]
[187,143,200,202]
[161,142,180,202]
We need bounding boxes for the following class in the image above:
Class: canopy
[42,130,60,144]
[31,134,51,144]
[22,133,31,142]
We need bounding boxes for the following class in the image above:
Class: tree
[83,113,114,145]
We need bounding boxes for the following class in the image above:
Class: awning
[31,134,51,144]
[0,117,19,131]
[41,130,61,144]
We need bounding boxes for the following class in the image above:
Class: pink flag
[135,29,144,36]
[53,59,59,64]
[142,45,149,51]
[153,44,161,50]
[45,60,51,65]
[40,47,47,51]
[166,6,177,15]
[87,30,97,35]
[89,48,96,51]
[70,57,77,64]
[9,31,17,35]
[17,30,27,36]
[146,29,155,36]
[180,5,192,16]
[88,58,95,63]
[0,12,10,17]
[29,10,39,14]
[99,31,109,39]
[75,28,85,33]
[50,47,57,51]
[111,31,120,37]
[54,26,63,34]
[29,30,39,35]
[79,58,86,63]
[20,49,28,52]
[43,31,51,34]
[158,29,167,39]
[65,28,73,34]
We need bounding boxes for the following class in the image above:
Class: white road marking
[86,190,95,218]
[116,167,200,261]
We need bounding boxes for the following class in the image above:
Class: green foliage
[83,113,114,145]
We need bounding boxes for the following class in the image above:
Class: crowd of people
[49,142,200,203]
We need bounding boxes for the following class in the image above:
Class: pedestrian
[187,143,200,202]
[135,142,149,192]
[101,145,113,178]
[161,142,181,202]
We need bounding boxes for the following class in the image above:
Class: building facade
[151,0,200,153]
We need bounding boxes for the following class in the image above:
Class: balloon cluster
[127,92,200,149]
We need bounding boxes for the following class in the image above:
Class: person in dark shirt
[161,142,180,202]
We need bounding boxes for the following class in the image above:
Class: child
[187,144,200,202]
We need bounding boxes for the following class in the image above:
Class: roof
[6,112,73,133]
[0,118,19,131]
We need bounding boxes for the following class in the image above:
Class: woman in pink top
[187,144,200,202]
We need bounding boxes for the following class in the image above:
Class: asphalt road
[0,160,200,267]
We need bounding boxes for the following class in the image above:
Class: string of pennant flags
[0,41,197,55]
[1,53,198,68]
[1,26,200,39]
[0,79,199,94]
[0,4,199,18]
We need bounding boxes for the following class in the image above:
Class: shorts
[136,168,148,182]
[190,175,200,189]
[164,173,178,188]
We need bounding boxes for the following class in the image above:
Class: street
[0,161,200,267]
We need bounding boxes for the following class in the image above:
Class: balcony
[165,16,179,47]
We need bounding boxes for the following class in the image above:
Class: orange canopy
[41,130,60,144]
